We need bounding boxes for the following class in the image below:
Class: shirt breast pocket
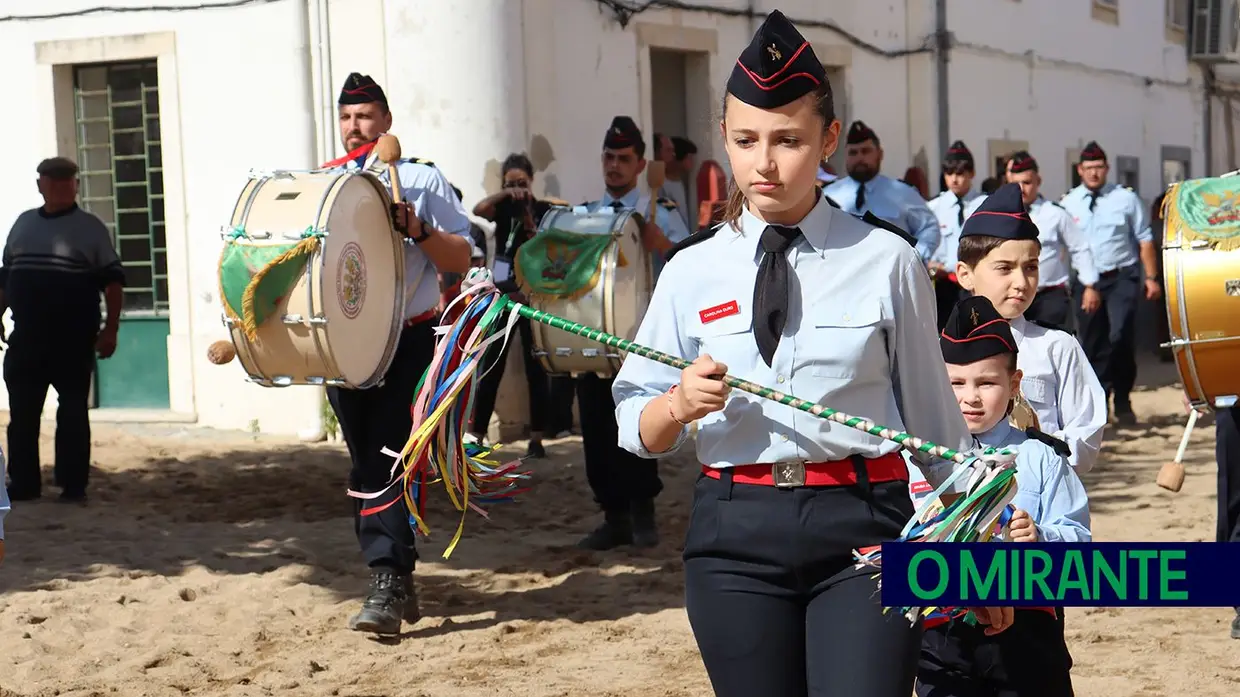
[1020,375,1053,412]
[807,306,885,379]
[693,310,754,366]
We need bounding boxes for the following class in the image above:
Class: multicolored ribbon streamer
[357,267,1020,564]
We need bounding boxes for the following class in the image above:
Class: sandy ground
[1,358,1237,697]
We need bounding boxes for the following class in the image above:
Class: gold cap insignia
[970,308,980,327]
[767,44,782,61]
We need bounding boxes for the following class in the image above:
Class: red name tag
[699,300,740,324]
[910,481,934,495]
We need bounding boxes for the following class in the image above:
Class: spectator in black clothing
[468,153,558,458]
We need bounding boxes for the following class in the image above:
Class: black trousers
[575,373,661,512]
[470,317,550,436]
[683,466,922,697]
[934,277,966,332]
[1025,285,1073,333]
[548,375,576,433]
[1073,265,1140,408]
[1215,408,1240,613]
[916,610,1074,697]
[3,330,96,497]
[327,321,434,575]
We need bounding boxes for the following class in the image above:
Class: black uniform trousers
[934,277,966,332]
[916,610,1074,697]
[1215,407,1240,614]
[1025,285,1073,333]
[327,321,434,575]
[470,317,550,436]
[575,373,661,512]
[683,463,922,697]
[1073,265,1140,409]
[3,329,96,498]
[548,375,576,434]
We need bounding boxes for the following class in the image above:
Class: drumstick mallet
[645,160,666,222]
[1158,408,1199,492]
[375,134,403,204]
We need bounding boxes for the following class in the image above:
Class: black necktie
[1087,190,1099,212]
[956,196,965,226]
[610,199,624,211]
[752,225,801,367]
[855,184,866,211]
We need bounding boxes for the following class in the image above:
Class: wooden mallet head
[646,159,666,193]
[1156,461,1185,493]
[207,340,236,365]
[375,134,402,164]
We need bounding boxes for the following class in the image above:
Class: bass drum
[221,169,406,389]
[525,207,654,377]
[1162,176,1240,410]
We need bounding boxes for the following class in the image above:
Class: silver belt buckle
[772,461,806,488]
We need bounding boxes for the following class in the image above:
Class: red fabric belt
[701,453,907,487]
[404,309,438,328]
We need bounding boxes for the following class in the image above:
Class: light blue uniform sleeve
[900,189,941,262]
[1032,450,1092,543]
[1129,190,1152,245]
[1058,208,1099,287]
[657,203,691,245]
[612,264,695,457]
[892,254,974,489]
[397,161,476,250]
[0,452,10,540]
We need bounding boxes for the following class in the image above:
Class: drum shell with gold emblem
[221,169,406,389]
[523,207,654,377]
[1162,179,1240,411]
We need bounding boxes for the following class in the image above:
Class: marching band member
[1059,142,1159,426]
[573,115,690,550]
[825,120,940,263]
[927,141,984,330]
[1005,151,1099,333]
[325,73,475,635]
[955,183,1107,473]
[612,11,1011,696]
[913,295,1090,697]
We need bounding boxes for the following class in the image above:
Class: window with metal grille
[73,61,167,314]
[1167,0,1190,30]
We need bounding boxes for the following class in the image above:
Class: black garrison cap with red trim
[959,183,1039,241]
[338,73,387,106]
[727,10,827,109]
[1079,141,1107,163]
[603,116,643,151]
[940,296,1017,365]
[1008,150,1038,174]
[944,140,974,168]
[846,119,879,146]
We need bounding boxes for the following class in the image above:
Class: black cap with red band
[959,183,1039,242]
[727,10,827,109]
[603,116,644,151]
[846,120,879,146]
[1079,141,1107,164]
[339,72,387,106]
[940,296,1017,365]
[1008,150,1038,174]
[944,140,974,169]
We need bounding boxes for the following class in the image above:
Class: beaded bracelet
[666,385,688,426]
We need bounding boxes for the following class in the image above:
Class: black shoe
[348,570,419,635]
[7,487,40,502]
[1114,405,1137,427]
[525,440,546,459]
[630,499,659,548]
[58,489,87,504]
[577,511,633,551]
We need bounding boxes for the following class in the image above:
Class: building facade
[0,0,1223,437]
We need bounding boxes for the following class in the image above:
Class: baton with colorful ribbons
[353,267,1019,582]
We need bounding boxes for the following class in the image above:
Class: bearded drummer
[572,116,691,551]
[324,72,475,635]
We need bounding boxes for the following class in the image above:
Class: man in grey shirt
[1,157,124,503]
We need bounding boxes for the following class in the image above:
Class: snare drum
[220,169,406,389]
[519,207,654,377]
[1162,175,1240,409]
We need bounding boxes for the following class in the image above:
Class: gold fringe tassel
[239,237,321,342]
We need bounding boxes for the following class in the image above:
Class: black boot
[630,498,659,548]
[348,569,420,635]
[577,509,633,550]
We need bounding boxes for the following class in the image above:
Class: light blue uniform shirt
[1028,196,1099,289]
[1,450,9,540]
[611,195,974,490]
[336,154,475,318]
[825,174,940,262]
[908,420,1092,542]
[927,190,984,267]
[1059,183,1151,274]
[584,187,691,281]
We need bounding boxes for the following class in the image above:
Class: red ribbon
[320,140,377,169]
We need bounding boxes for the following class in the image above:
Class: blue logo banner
[879,542,1240,607]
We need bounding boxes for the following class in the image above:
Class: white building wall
[946,0,1203,200]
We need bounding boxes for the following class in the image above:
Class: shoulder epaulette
[657,197,678,210]
[1024,427,1072,459]
[824,194,841,209]
[401,156,435,167]
[1049,200,1065,210]
[859,210,918,249]
[665,227,718,263]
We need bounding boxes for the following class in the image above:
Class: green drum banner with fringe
[219,237,320,340]
[1164,177,1240,251]
[514,228,625,299]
